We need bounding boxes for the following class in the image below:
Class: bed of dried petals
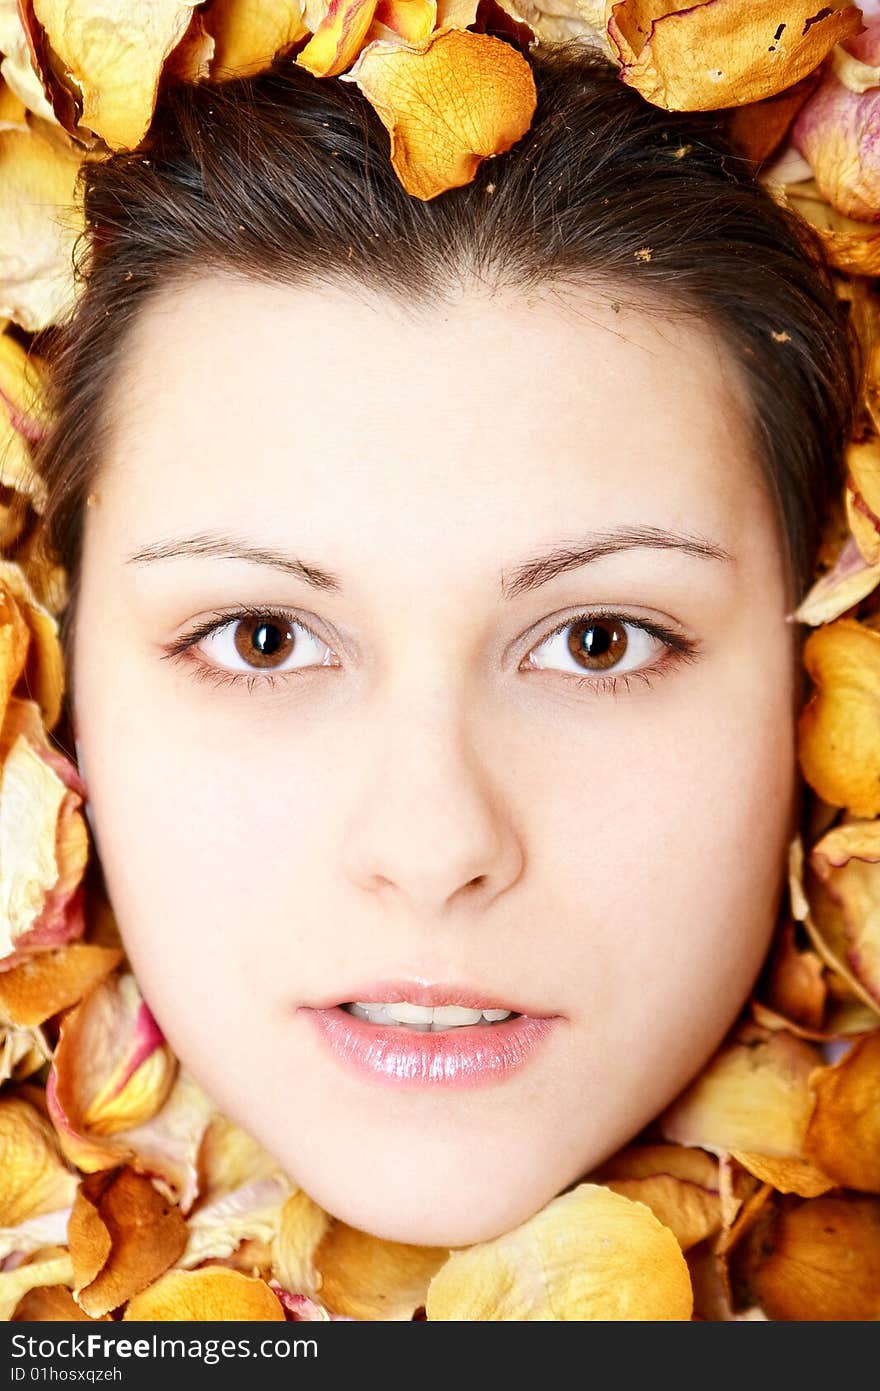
[1,0,880,1323]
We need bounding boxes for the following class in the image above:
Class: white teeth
[346,1001,514,1029]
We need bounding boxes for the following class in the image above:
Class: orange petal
[728,1152,835,1198]
[204,0,310,81]
[798,618,880,817]
[808,818,880,1010]
[68,1168,188,1318]
[802,1031,880,1191]
[341,28,538,200]
[733,1193,880,1319]
[0,943,123,1027]
[123,1266,287,1321]
[606,0,863,111]
[425,1182,693,1319]
[0,1095,77,1233]
[659,1030,823,1157]
[296,0,379,77]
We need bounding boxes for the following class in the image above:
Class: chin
[287,1153,565,1248]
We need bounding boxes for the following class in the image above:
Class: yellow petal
[798,618,880,817]
[802,1031,880,1191]
[0,562,65,728]
[659,1030,823,1157]
[273,1188,332,1296]
[204,0,309,81]
[367,0,437,44]
[341,27,537,200]
[69,1168,188,1318]
[297,0,380,77]
[30,0,200,149]
[0,1247,74,1321]
[606,0,862,111]
[734,1193,880,1319]
[0,942,123,1027]
[0,1095,77,1230]
[0,118,84,330]
[425,1183,692,1320]
[808,817,880,1010]
[313,1221,448,1319]
[0,6,56,125]
[182,1114,295,1270]
[123,1266,287,1321]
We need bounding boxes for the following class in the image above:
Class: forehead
[96,273,769,574]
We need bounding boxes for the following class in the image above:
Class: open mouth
[340,1001,523,1031]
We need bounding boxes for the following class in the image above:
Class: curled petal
[0,565,65,729]
[341,27,538,200]
[425,1183,693,1320]
[297,0,379,76]
[606,0,862,111]
[68,1168,188,1318]
[0,1247,73,1321]
[792,20,880,220]
[794,533,880,624]
[312,1221,448,1320]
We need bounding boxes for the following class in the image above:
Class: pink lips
[301,1003,558,1089]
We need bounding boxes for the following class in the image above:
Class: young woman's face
[72,275,799,1246]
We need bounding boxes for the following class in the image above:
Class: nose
[340,690,524,919]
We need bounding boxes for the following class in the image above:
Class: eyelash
[161,603,700,699]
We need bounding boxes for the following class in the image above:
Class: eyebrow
[125,524,734,600]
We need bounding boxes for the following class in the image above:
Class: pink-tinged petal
[792,20,880,221]
[269,1282,354,1320]
[794,533,880,625]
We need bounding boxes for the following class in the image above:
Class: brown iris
[568,616,628,671]
[232,614,297,669]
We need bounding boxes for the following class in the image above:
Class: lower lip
[302,1006,558,1089]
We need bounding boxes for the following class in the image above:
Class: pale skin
[71,274,800,1246]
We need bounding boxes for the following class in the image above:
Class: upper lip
[303,979,554,1017]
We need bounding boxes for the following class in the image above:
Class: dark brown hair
[30,37,863,695]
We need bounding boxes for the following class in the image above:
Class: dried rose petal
[425,1183,693,1320]
[202,0,310,81]
[68,1167,188,1318]
[798,618,880,817]
[123,1266,287,1320]
[606,0,862,112]
[341,27,537,200]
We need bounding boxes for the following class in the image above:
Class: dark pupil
[568,618,626,671]
[253,621,283,656]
